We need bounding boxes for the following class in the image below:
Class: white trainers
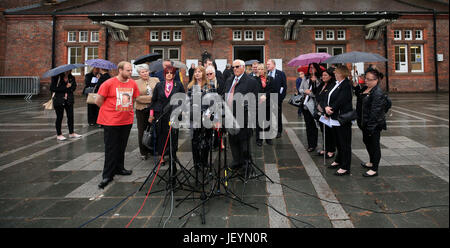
[69,133,82,139]
[56,135,66,141]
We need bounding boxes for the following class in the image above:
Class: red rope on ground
[125,125,172,228]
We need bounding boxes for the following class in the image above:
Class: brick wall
[0,9,6,75]
[1,0,43,10]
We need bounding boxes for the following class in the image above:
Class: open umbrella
[85,59,117,70]
[133,53,162,65]
[323,51,388,64]
[172,60,187,69]
[297,65,326,74]
[245,59,259,66]
[42,64,86,78]
[287,53,331,67]
[149,60,163,72]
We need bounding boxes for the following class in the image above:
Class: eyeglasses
[232,65,242,69]
[166,72,174,75]
[206,73,214,76]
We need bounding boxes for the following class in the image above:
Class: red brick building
[1,0,448,94]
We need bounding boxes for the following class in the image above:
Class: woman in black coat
[355,68,387,177]
[255,63,276,146]
[84,67,100,126]
[324,65,353,176]
[314,68,336,159]
[50,70,81,141]
[148,66,185,160]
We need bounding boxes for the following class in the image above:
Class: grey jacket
[299,78,320,115]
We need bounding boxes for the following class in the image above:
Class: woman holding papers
[324,65,353,176]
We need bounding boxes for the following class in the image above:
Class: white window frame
[67,47,82,75]
[68,31,77,42]
[404,30,412,40]
[332,47,344,56]
[90,31,99,42]
[233,30,242,41]
[79,31,88,43]
[150,31,159,41]
[173,30,182,41]
[256,30,264,40]
[315,30,323,40]
[161,30,171,41]
[415,30,423,40]
[168,48,180,60]
[84,46,99,74]
[394,30,401,40]
[326,30,334,40]
[316,46,328,54]
[337,30,346,40]
[244,30,253,41]
[152,48,165,59]
[410,44,424,73]
[394,44,408,73]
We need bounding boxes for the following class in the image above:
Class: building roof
[5,0,449,15]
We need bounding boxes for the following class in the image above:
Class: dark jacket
[267,69,287,101]
[326,78,353,120]
[315,80,336,112]
[149,80,185,114]
[355,84,387,133]
[255,75,276,103]
[84,72,99,93]
[95,73,111,93]
[50,74,77,105]
[222,68,234,82]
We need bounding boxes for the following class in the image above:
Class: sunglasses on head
[232,65,242,69]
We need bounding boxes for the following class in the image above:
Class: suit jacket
[224,73,258,140]
[268,69,287,101]
[326,78,353,120]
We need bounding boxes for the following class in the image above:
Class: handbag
[142,124,156,151]
[43,93,55,110]
[86,93,98,104]
[83,87,95,95]
[337,110,357,125]
[288,94,304,107]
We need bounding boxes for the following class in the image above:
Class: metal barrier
[0,77,40,100]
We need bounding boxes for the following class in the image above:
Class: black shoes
[276,133,282,138]
[360,162,374,169]
[307,147,316,152]
[98,178,113,189]
[363,171,378,177]
[115,169,132,176]
[256,140,262,147]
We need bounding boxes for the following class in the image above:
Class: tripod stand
[177,127,258,224]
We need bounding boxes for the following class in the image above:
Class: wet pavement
[0,93,448,228]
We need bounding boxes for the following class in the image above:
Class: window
[337,30,345,40]
[256,30,264,40]
[173,31,182,41]
[90,31,99,42]
[85,47,99,73]
[233,30,242,41]
[150,31,159,41]
[394,30,401,40]
[152,48,164,58]
[315,30,323,40]
[415,30,423,40]
[168,48,180,60]
[162,31,170,41]
[68,31,77,42]
[317,47,328,53]
[79,31,88,42]
[404,30,412,40]
[68,47,82,75]
[332,47,343,56]
[326,30,334,40]
[244,30,253,40]
[394,45,408,72]
[410,45,423,72]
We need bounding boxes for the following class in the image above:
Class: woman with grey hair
[135,63,160,160]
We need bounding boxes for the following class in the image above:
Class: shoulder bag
[337,110,357,125]
[43,92,55,110]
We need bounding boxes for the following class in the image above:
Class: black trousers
[318,122,336,153]
[303,109,318,149]
[54,102,74,135]
[277,101,283,134]
[136,109,151,156]
[362,128,381,171]
[192,128,212,167]
[332,123,352,171]
[102,124,132,179]
[229,134,251,167]
[87,103,99,125]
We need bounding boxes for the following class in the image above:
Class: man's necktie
[228,77,238,107]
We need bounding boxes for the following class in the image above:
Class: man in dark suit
[266,59,287,138]
[224,59,259,170]
[222,64,234,82]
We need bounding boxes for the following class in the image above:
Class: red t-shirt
[96,77,140,126]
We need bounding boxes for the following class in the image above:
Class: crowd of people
[49,56,388,189]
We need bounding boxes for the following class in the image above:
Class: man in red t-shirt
[95,61,140,189]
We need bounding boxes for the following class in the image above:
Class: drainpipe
[384,26,389,93]
[105,27,109,60]
[432,10,439,93]
[51,13,56,68]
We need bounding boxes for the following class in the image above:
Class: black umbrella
[323,51,387,64]
[149,60,163,72]
[133,53,162,65]
[42,64,86,78]
[245,59,260,66]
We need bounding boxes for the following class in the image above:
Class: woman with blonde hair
[255,63,276,146]
[187,65,208,90]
